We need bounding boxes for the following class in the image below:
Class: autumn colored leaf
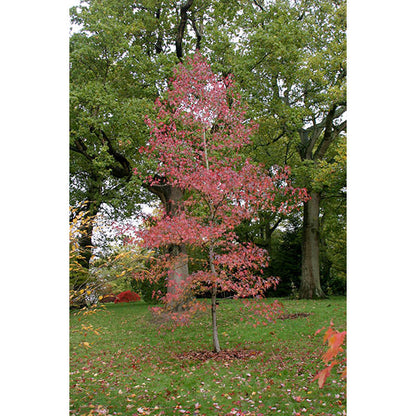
[313,361,338,388]
[313,321,346,388]
[322,331,346,363]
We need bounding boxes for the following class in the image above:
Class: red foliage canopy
[131,53,309,304]
[129,54,310,352]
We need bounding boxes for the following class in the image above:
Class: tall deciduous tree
[132,54,309,351]
[217,0,347,298]
[69,0,210,271]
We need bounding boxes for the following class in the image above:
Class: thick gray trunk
[146,179,190,310]
[167,244,190,311]
[167,245,189,290]
[299,191,326,299]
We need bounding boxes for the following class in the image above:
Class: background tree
[70,0,151,270]
[314,137,346,294]
[214,0,347,298]
[267,216,303,297]
[70,0,210,273]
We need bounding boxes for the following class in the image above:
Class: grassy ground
[70,297,346,416]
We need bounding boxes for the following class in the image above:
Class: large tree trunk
[145,178,190,310]
[167,243,190,311]
[299,191,327,299]
[296,105,346,298]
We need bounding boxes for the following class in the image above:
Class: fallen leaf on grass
[177,349,262,362]
[134,407,151,415]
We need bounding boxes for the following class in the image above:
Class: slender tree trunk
[299,191,327,299]
[209,245,221,352]
[211,287,220,352]
[175,0,194,60]
[204,131,220,352]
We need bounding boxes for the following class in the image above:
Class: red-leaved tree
[132,53,309,352]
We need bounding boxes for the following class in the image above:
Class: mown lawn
[70,297,346,416]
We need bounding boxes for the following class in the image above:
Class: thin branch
[249,52,271,72]
[253,131,285,149]
[155,8,163,54]
[252,0,265,11]
[269,217,283,234]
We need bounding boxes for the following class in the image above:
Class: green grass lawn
[70,297,346,416]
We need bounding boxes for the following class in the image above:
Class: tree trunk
[70,196,101,292]
[77,219,94,271]
[299,191,327,299]
[167,243,190,311]
[79,195,99,258]
[211,288,220,352]
[175,0,194,60]
[145,178,190,310]
[209,245,221,352]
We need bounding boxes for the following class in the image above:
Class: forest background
[1,0,416,415]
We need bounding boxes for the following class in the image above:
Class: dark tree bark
[297,104,346,299]
[299,191,327,299]
[155,8,163,54]
[190,14,202,51]
[175,0,194,60]
[71,193,101,290]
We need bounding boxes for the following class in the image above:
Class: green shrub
[130,276,167,304]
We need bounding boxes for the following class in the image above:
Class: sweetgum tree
[133,54,309,352]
